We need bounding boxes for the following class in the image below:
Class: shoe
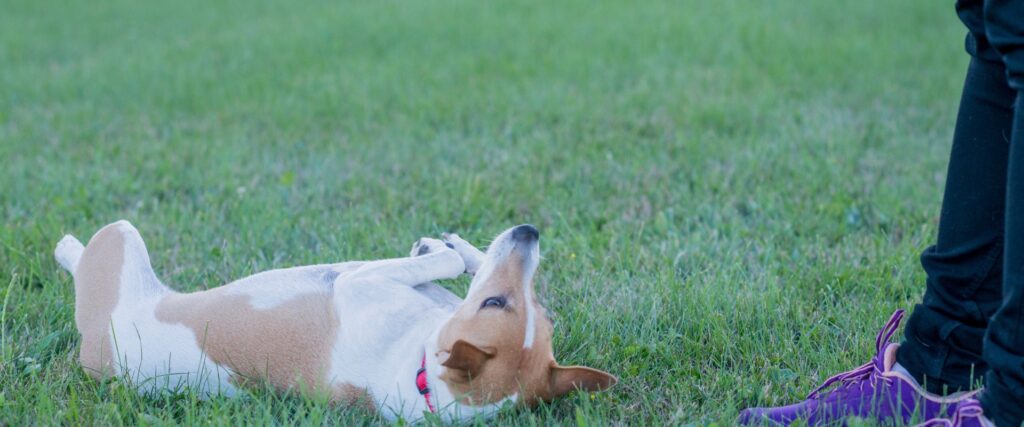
[738,310,988,426]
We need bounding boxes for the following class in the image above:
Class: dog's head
[435,224,616,407]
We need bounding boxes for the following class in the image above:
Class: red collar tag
[416,351,436,413]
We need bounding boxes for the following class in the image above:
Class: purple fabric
[738,310,987,426]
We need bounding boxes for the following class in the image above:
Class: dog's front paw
[410,237,453,257]
[442,233,483,275]
[410,237,466,277]
[442,232,470,248]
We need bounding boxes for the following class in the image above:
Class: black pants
[895,1,1024,426]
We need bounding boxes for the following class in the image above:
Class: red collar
[416,351,436,413]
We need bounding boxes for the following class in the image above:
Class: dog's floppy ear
[548,364,617,397]
[440,340,496,378]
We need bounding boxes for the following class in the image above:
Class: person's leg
[896,0,1016,395]
[978,1,1024,425]
[738,2,1021,425]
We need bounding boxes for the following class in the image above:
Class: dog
[54,221,615,422]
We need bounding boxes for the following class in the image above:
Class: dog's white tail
[55,234,85,273]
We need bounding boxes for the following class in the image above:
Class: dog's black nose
[512,224,539,242]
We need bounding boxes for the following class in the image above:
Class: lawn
[1,0,968,425]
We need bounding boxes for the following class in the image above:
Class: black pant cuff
[980,378,1024,427]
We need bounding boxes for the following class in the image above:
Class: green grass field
[1,0,970,424]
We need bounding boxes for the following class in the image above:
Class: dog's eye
[480,296,506,309]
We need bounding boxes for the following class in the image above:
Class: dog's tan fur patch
[333,383,375,412]
[73,222,124,379]
[155,288,344,400]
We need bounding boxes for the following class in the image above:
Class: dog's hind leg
[71,220,168,378]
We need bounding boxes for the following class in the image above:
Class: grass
[0,0,969,424]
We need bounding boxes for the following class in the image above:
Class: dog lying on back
[54,221,615,422]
